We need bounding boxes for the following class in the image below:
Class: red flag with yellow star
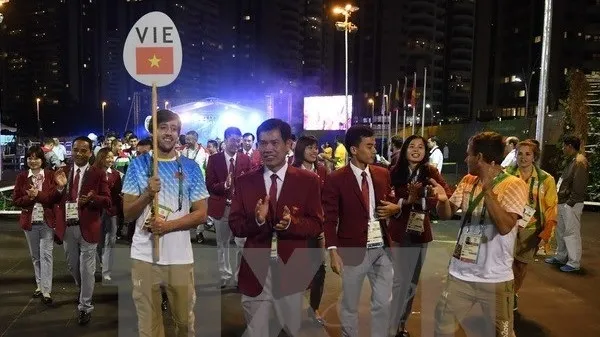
[135,47,174,74]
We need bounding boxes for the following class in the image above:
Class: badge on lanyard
[518,205,536,228]
[32,204,44,223]
[406,211,426,233]
[367,220,384,249]
[458,235,482,264]
[270,233,278,259]
[65,202,79,222]
[143,205,172,229]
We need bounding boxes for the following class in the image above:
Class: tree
[560,69,590,145]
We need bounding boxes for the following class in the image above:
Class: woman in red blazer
[12,145,59,305]
[385,135,452,337]
[292,135,328,325]
[94,148,122,282]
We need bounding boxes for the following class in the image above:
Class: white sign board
[123,11,182,87]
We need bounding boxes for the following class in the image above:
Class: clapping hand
[78,191,94,206]
[406,182,423,204]
[255,194,270,224]
[26,185,39,200]
[54,169,67,188]
[274,205,291,231]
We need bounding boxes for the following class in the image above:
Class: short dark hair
[129,134,138,140]
[242,132,255,141]
[148,109,181,134]
[256,118,292,142]
[391,135,403,149]
[137,138,152,147]
[207,139,218,148]
[186,130,198,138]
[290,134,297,142]
[429,136,439,144]
[470,132,504,164]
[43,138,54,146]
[563,135,581,151]
[345,125,374,155]
[25,145,47,169]
[73,136,93,151]
[292,135,318,167]
[224,127,242,140]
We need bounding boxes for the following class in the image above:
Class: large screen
[303,95,352,130]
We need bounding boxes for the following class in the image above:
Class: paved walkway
[0,213,599,336]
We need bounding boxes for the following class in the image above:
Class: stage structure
[145,97,268,144]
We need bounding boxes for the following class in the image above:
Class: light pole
[333,4,358,130]
[368,98,374,127]
[101,101,107,135]
[35,98,41,139]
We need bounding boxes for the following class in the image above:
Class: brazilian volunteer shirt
[448,174,527,283]
[122,153,209,265]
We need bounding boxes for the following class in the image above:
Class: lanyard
[456,172,509,238]
[146,155,184,212]
[186,147,200,162]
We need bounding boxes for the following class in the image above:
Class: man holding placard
[122,110,208,337]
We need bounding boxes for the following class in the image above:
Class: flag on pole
[402,76,408,109]
[394,79,401,110]
[380,85,386,115]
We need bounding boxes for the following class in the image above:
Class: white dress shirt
[224,151,237,172]
[349,162,376,220]
[429,146,444,173]
[257,162,288,226]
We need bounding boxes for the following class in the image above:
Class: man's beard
[158,142,175,154]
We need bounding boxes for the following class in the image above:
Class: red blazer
[206,152,252,218]
[105,168,123,217]
[293,163,328,188]
[240,149,262,169]
[229,165,324,297]
[53,165,111,243]
[388,165,453,244]
[322,164,393,266]
[13,169,60,231]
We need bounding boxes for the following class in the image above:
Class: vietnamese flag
[135,47,174,75]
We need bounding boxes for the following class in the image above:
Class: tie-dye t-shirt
[122,153,208,265]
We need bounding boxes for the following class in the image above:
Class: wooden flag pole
[151,82,160,262]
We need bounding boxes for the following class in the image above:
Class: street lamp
[35,98,41,139]
[367,98,374,127]
[165,101,169,109]
[333,4,358,130]
[101,101,107,135]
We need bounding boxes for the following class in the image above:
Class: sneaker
[544,257,565,265]
[103,275,112,282]
[196,233,205,244]
[560,265,580,273]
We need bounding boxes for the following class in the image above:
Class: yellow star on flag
[148,54,161,68]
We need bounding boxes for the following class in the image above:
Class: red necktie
[361,172,370,210]
[269,173,278,217]
[70,168,81,201]
[228,158,235,197]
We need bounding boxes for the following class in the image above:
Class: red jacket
[240,149,262,169]
[206,152,252,218]
[322,164,393,266]
[229,165,324,297]
[13,169,60,231]
[52,165,111,243]
[387,165,453,244]
[105,168,123,217]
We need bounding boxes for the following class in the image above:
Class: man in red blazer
[53,136,111,325]
[206,126,252,288]
[241,132,262,168]
[322,125,394,337]
[229,119,323,337]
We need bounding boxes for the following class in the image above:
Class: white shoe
[103,275,112,282]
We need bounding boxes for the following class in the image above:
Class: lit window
[564,32,567,38]
[504,77,510,83]
[243,15,251,21]
[232,54,235,58]
[578,32,582,37]
[511,75,518,82]
[534,36,541,43]
[83,63,87,68]
[518,90,525,97]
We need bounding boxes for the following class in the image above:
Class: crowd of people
[11,109,590,337]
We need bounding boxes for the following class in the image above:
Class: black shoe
[32,290,42,298]
[42,296,53,306]
[307,309,325,325]
[161,298,168,312]
[396,330,410,337]
[78,311,91,325]
[196,233,205,244]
